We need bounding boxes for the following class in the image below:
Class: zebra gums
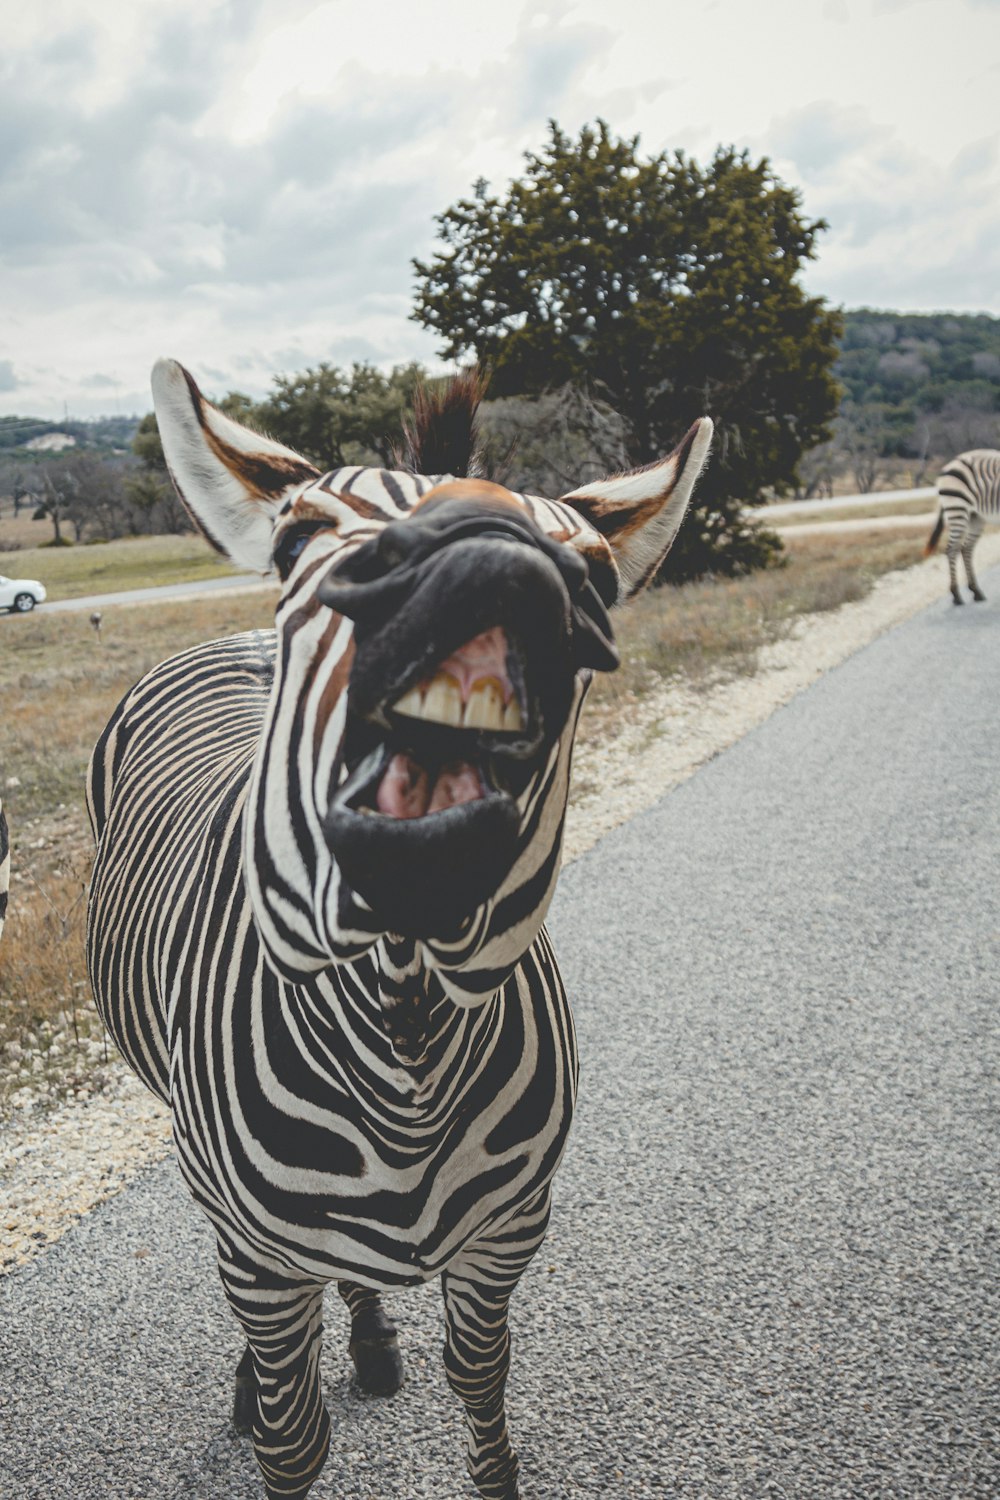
[925,448,1000,604]
[86,359,712,1500]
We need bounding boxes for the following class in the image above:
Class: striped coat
[925,449,1000,604]
[86,360,712,1500]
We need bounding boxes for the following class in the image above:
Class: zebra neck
[376,935,465,1075]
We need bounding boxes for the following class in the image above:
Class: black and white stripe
[86,359,712,1500]
[926,449,1000,604]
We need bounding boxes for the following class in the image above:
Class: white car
[0,574,46,614]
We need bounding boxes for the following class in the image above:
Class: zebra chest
[168,943,576,1281]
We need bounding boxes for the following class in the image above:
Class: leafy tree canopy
[254,361,426,470]
[412,119,843,580]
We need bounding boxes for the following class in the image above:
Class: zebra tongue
[375,752,483,820]
[428,761,483,813]
[376,753,429,819]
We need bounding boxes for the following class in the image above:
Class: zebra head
[151,360,711,1000]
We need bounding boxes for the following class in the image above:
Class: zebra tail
[0,799,9,943]
[924,509,945,557]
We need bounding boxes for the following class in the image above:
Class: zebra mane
[395,366,489,479]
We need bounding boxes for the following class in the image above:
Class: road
[42,573,274,614]
[2,572,998,1498]
[761,485,936,519]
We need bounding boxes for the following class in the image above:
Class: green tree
[254,362,427,469]
[132,411,166,472]
[412,120,842,581]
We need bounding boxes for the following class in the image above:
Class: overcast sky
[2,0,999,419]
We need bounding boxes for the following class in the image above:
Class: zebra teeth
[401,672,464,727]
[393,672,524,733]
[463,678,505,730]
[392,686,425,718]
[502,697,523,733]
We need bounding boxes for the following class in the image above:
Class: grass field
[771,496,935,527]
[0,524,926,1112]
[0,533,244,600]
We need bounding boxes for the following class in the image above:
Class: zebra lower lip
[324,745,521,937]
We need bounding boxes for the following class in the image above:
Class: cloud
[766,101,1000,311]
[3,0,1000,417]
[768,101,894,184]
[510,13,612,126]
[0,362,20,393]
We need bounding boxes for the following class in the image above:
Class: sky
[2,0,999,419]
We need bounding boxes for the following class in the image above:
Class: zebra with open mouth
[86,359,711,1499]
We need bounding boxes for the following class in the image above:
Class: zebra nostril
[377,524,420,571]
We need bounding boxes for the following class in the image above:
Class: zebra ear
[559,418,713,600]
[150,359,320,573]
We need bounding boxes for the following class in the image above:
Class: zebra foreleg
[441,1189,552,1500]
[962,514,986,601]
[946,521,967,604]
[337,1279,404,1395]
[218,1249,330,1499]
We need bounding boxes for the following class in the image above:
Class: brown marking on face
[312,633,356,754]
[294,489,394,523]
[413,478,527,511]
[576,535,620,602]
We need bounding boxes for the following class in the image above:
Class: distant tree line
[0,449,186,547]
[799,310,1000,496]
[0,413,137,452]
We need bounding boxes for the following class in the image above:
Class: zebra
[86,358,712,1500]
[924,448,1000,604]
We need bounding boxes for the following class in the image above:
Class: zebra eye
[274,523,325,580]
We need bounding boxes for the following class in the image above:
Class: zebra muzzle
[324,744,521,938]
[317,492,619,936]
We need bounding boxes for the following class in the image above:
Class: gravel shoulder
[3,538,998,1273]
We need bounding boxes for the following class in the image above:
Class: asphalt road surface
[2,573,998,1499]
[42,574,273,613]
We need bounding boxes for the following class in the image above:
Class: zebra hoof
[349,1304,404,1395]
[350,1332,404,1395]
[233,1345,256,1435]
[951,593,964,605]
[972,590,986,602]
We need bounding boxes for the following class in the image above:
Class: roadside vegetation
[0,590,278,1114]
[0,524,927,1115]
[0,532,242,601]
[774,496,934,527]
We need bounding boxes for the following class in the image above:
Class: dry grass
[0,590,277,1110]
[773,497,935,526]
[0,526,923,1113]
[0,533,243,600]
[0,512,52,550]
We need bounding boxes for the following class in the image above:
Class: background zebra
[86,359,711,1500]
[924,448,1000,604]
